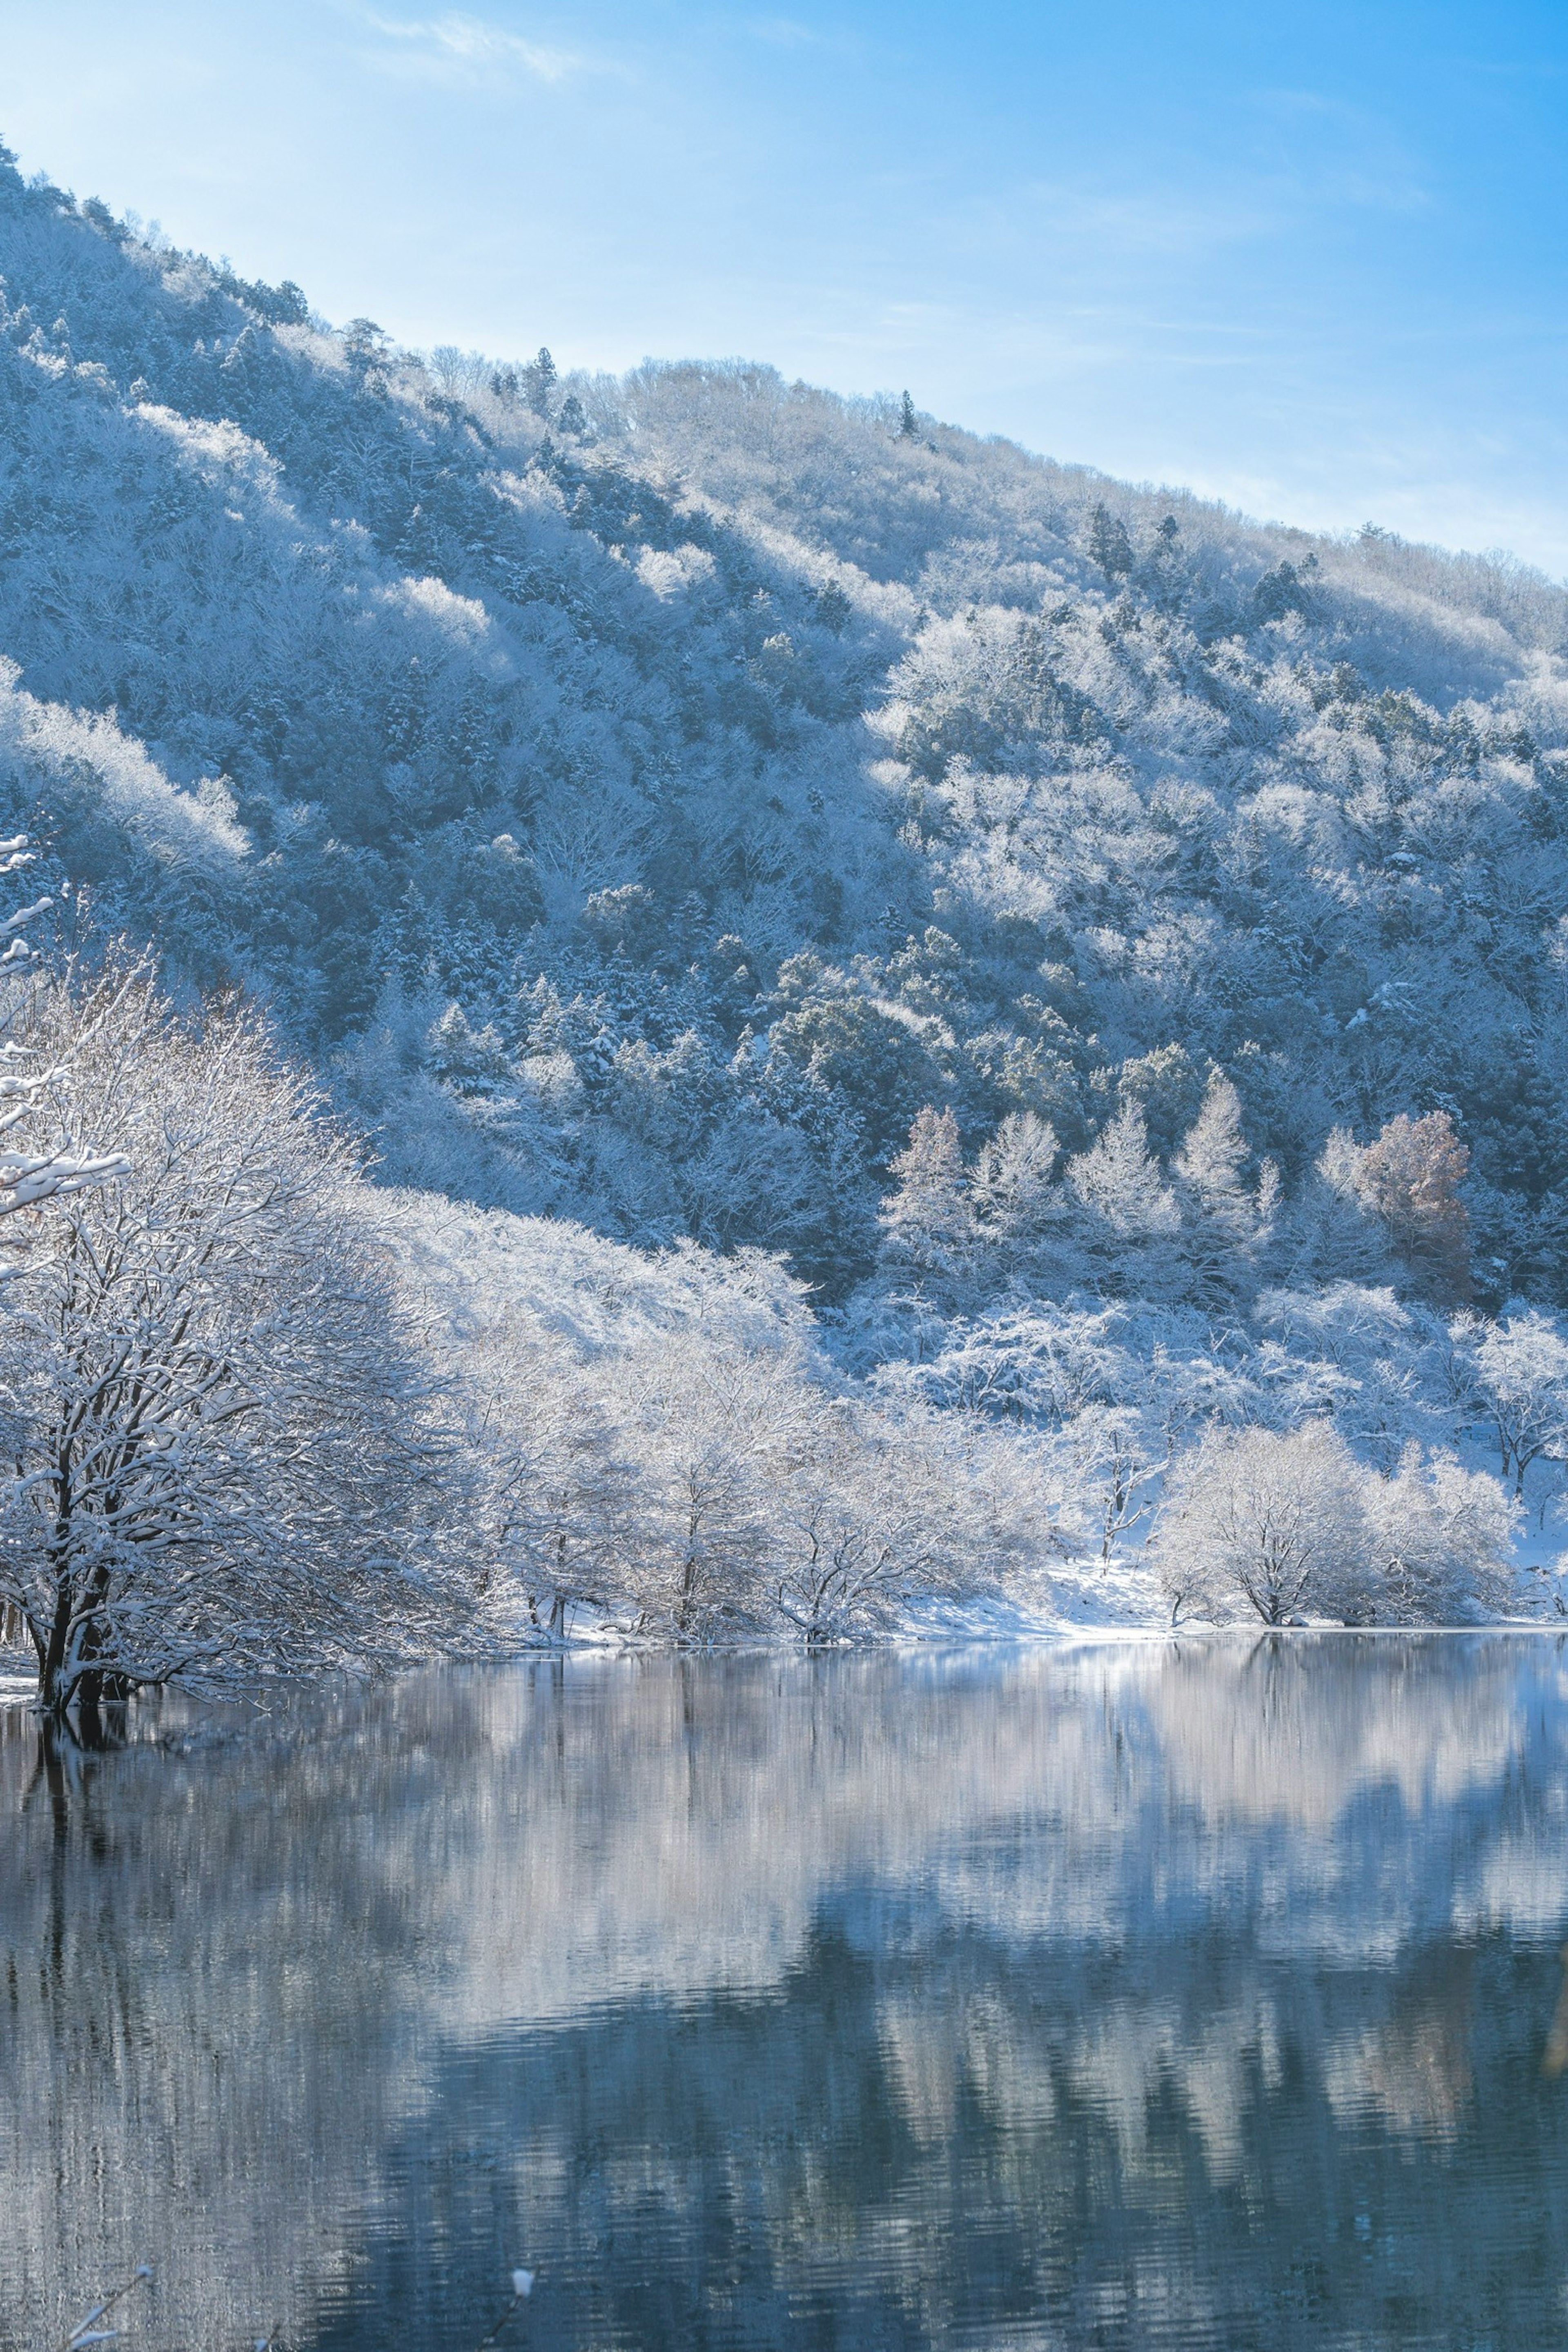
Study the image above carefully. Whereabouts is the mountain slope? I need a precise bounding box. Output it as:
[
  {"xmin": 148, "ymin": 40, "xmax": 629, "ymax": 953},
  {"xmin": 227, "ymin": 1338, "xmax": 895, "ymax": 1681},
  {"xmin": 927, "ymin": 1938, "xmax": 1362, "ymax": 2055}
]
[{"xmin": 3, "ymin": 145, "xmax": 1568, "ymax": 1308}]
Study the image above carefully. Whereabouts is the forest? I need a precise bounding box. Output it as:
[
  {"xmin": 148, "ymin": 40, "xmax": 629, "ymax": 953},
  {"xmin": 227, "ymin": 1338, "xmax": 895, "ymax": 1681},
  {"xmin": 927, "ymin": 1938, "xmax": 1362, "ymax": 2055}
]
[{"xmin": 1, "ymin": 141, "xmax": 1567, "ymax": 1699}]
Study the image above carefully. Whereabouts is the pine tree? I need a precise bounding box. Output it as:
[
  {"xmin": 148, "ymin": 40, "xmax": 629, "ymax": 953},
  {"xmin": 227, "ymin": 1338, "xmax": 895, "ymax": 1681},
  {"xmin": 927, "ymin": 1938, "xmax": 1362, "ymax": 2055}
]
[
  {"xmin": 880, "ymin": 1106, "xmax": 974, "ymax": 1298},
  {"xmin": 1088, "ymin": 502, "xmax": 1134, "ymax": 578},
  {"xmin": 523, "ymin": 346, "xmax": 558, "ymax": 417},
  {"xmin": 1173, "ymin": 1073, "xmax": 1276, "ymax": 1305},
  {"xmin": 899, "ymin": 390, "xmax": 918, "ymax": 440}
]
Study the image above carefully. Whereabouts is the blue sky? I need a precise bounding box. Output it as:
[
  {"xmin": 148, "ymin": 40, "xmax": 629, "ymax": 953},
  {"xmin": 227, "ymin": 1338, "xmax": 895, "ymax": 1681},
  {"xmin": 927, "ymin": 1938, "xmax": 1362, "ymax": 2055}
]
[{"xmin": 3, "ymin": 0, "xmax": 1567, "ymax": 568}]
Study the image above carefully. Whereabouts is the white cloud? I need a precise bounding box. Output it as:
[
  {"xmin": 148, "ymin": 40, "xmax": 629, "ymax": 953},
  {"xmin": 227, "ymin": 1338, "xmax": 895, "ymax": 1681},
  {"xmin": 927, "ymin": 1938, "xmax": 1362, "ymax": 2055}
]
[
  {"xmin": 360, "ymin": 11, "xmax": 589, "ymax": 86},
  {"xmin": 746, "ymin": 17, "xmax": 855, "ymax": 50}
]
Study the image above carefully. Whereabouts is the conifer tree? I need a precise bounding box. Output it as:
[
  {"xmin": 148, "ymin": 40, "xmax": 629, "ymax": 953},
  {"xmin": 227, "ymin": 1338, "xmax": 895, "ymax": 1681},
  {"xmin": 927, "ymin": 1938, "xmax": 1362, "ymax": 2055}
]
[
  {"xmin": 523, "ymin": 346, "xmax": 558, "ymax": 416},
  {"xmin": 1088, "ymin": 502, "xmax": 1134, "ymax": 577},
  {"xmin": 880, "ymin": 1106, "xmax": 973, "ymax": 1299},
  {"xmin": 1173, "ymin": 1073, "xmax": 1276, "ymax": 1305}
]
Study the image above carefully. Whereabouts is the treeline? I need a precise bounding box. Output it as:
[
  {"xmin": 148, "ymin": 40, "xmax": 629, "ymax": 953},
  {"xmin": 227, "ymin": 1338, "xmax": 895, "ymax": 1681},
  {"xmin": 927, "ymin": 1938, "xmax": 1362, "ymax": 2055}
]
[
  {"xmin": 0, "ymin": 920, "xmax": 1054, "ymax": 1710},
  {"xmin": 0, "ymin": 910, "xmax": 1555, "ymax": 1721}
]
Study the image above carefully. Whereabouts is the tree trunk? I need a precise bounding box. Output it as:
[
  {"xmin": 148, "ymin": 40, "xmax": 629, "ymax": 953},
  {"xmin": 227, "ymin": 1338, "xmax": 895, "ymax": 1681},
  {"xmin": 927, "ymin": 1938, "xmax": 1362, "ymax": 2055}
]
[{"xmin": 40, "ymin": 1581, "xmax": 72, "ymax": 1717}]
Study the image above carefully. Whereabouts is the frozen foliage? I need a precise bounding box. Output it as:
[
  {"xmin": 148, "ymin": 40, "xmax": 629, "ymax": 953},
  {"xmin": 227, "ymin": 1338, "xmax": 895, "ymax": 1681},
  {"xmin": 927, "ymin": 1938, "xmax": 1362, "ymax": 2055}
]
[
  {"xmin": 0, "ymin": 143, "xmax": 1561, "ymax": 1665},
  {"xmin": 0, "ymin": 147, "xmax": 1566, "ymax": 1310},
  {"xmin": 374, "ymin": 1189, "xmax": 1060, "ymax": 1644},
  {"xmin": 1152, "ymin": 1423, "xmax": 1515, "ymax": 1628},
  {"xmin": 0, "ymin": 964, "xmax": 468, "ymax": 1713},
  {"xmin": 1154, "ymin": 1424, "xmax": 1372, "ymax": 1625}
]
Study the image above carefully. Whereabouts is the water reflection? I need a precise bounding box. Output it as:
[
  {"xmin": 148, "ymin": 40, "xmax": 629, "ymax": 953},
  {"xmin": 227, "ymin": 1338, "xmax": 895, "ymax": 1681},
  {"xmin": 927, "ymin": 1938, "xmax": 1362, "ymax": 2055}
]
[{"xmin": 3, "ymin": 1639, "xmax": 1568, "ymax": 2349}]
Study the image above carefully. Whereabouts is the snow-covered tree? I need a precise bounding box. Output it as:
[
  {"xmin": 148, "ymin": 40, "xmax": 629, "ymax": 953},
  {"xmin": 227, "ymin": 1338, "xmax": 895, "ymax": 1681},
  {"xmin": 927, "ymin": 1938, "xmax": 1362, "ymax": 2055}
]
[
  {"xmin": 1173, "ymin": 1072, "xmax": 1276, "ymax": 1305},
  {"xmin": 1355, "ymin": 1111, "xmax": 1472, "ymax": 1306},
  {"xmin": 1153, "ymin": 1423, "xmax": 1368, "ymax": 1627},
  {"xmin": 969, "ymin": 1109, "xmax": 1081, "ymax": 1291},
  {"xmin": 878, "ymin": 1105, "xmax": 975, "ymax": 1303},
  {"xmin": 1067, "ymin": 1104, "xmax": 1181, "ymax": 1297},
  {"xmin": 474, "ymin": 1339, "xmax": 640, "ymax": 1639},
  {"xmin": 1254, "ymin": 1283, "xmax": 1450, "ymax": 1471},
  {"xmin": 1069, "ymin": 1399, "xmax": 1167, "ymax": 1561},
  {"xmin": 1364, "ymin": 1446, "xmax": 1517, "ymax": 1623},
  {"xmin": 1277, "ymin": 1129, "xmax": 1394, "ymax": 1293},
  {"xmin": 625, "ymin": 1325, "xmax": 800, "ymax": 1639},
  {"xmin": 770, "ymin": 1395, "xmax": 957, "ymax": 1641},
  {"xmin": 0, "ymin": 964, "xmax": 468, "ymax": 1717},
  {"xmin": 0, "ymin": 838, "xmax": 126, "ymax": 1243},
  {"xmin": 1458, "ymin": 1305, "xmax": 1568, "ymax": 1499}
]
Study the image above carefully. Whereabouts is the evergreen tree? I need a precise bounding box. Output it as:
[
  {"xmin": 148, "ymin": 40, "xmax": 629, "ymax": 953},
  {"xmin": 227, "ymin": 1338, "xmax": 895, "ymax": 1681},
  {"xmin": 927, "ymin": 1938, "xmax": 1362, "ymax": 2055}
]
[
  {"xmin": 1088, "ymin": 502, "xmax": 1134, "ymax": 577},
  {"xmin": 523, "ymin": 346, "xmax": 558, "ymax": 416},
  {"xmin": 1173, "ymin": 1073, "xmax": 1276, "ymax": 1305},
  {"xmin": 880, "ymin": 1106, "xmax": 974, "ymax": 1299}
]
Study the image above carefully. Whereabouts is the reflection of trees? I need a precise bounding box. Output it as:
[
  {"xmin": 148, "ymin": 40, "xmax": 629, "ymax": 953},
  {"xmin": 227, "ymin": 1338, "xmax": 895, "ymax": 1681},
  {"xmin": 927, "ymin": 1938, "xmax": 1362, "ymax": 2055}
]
[
  {"xmin": 307, "ymin": 1927, "xmax": 1568, "ymax": 2352},
  {"xmin": 0, "ymin": 1695, "xmax": 457, "ymax": 2350},
  {"xmin": 1, "ymin": 1639, "xmax": 1567, "ymax": 2348}
]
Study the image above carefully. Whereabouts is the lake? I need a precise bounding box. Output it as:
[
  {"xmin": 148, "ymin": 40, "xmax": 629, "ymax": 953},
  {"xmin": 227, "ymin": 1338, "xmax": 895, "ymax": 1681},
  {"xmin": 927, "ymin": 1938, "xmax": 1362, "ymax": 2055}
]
[{"xmin": 4, "ymin": 1637, "xmax": 1568, "ymax": 2351}]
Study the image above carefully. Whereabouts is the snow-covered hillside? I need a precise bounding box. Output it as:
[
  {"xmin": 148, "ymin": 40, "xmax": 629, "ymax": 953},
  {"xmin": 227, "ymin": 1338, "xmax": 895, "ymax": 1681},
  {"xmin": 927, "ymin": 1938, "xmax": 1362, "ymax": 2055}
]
[
  {"xmin": 3, "ymin": 142, "xmax": 1568, "ymax": 1657},
  {"xmin": 4, "ymin": 147, "xmax": 1568, "ymax": 1303}
]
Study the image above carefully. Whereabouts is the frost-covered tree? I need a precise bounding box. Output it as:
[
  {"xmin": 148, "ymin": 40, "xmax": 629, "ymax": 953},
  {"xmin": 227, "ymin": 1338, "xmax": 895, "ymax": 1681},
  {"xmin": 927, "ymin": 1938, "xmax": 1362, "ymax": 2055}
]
[
  {"xmin": 1277, "ymin": 1129, "xmax": 1394, "ymax": 1292},
  {"xmin": 1067, "ymin": 1105, "xmax": 1181, "ymax": 1297},
  {"xmin": 1253, "ymin": 1283, "xmax": 1451, "ymax": 1472},
  {"xmin": 1364, "ymin": 1445, "xmax": 1517, "ymax": 1623},
  {"xmin": 0, "ymin": 964, "xmax": 467, "ymax": 1716},
  {"xmin": 879, "ymin": 1106, "xmax": 974, "ymax": 1302},
  {"xmin": 971, "ymin": 1110, "xmax": 1058, "ymax": 1232},
  {"xmin": 624, "ymin": 1325, "xmax": 801, "ymax": 1639},
  {"xmin": 475, "ymin": 1340, "xmax": 639, "ymax": 1638},
  {"xmin": 1457, "ymin": 1305, "xmax": 1568, "ymax": 1499},
  {"xmin": 0, "ymin": 837, "xmax": 126, "ymax": 1239},
  {"xmin": 969, "ymin": 1110, "xmax": 1079, "ymax": 1290},
  {"xmin": 1173, "ymin": 1073, "xmax": 1276, "ymax": 1306},
  {"xmin": 1153, "ymin": 1423, "xmax": 1368, "ymax": 1627},
  {"xmin": 1069, "ymin": 1399, "xmax": 1167, "ymax": 1561},
  {"xmin": 1355, "ymin": 1111, "xmax": 1472, "ymax": 1306},
  {"xmin": 770, "ymin": 1396, "xmax": 956, "ymax": 1641}
]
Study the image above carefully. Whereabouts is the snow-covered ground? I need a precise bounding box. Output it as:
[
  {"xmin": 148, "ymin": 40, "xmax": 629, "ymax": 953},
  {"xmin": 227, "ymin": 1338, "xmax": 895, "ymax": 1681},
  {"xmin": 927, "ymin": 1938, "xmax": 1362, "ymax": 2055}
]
[{"xmin": 900, "ymin": 1559, "xmax": 1167, "ymax": 1639}]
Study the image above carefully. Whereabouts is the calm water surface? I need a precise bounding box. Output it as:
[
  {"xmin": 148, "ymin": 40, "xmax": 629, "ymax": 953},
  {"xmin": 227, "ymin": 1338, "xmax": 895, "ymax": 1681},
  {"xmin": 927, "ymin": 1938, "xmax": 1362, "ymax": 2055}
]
[{"xmin": 4, "ymin": 1638, "xmax": 1568, "ymax": 2350}]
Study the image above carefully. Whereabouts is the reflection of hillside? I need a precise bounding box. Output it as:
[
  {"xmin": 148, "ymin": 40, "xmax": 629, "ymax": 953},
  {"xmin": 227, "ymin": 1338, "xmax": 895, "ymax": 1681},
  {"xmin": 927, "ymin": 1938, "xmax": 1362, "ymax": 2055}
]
[
  {"xmin": 0, "ymin": 1641, "xmax": 1566, "ymax": 2348},
  {"xmin": 316, "ymin": 1926, "xmax": 1568, "ymax": 2352}
]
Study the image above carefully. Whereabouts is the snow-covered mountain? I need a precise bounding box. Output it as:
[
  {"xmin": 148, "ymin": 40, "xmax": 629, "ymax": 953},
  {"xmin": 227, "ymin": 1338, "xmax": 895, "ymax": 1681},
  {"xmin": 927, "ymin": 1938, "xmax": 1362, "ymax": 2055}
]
[{"xmin": 5, "ymin": 143, "xmax": 1567, "ymax": 1319}]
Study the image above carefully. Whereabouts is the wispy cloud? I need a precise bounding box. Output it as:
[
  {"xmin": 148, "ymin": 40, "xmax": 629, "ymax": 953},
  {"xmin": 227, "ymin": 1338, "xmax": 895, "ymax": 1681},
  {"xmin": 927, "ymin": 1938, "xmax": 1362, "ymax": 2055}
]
[
  {"xmin": 745, "ymin": 16, "xmax": 860, "ymax": 57},
  {"xmin": 748, "ymin": 17, "xmax": 823, "ymax": 45},
  {"xmin": 1249, "ymin": 89, "xmax": 1431, "ymax": 218},
  {"xmin": 360, "ymin": 11, "xmax": 591, "ymax": 86}
]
